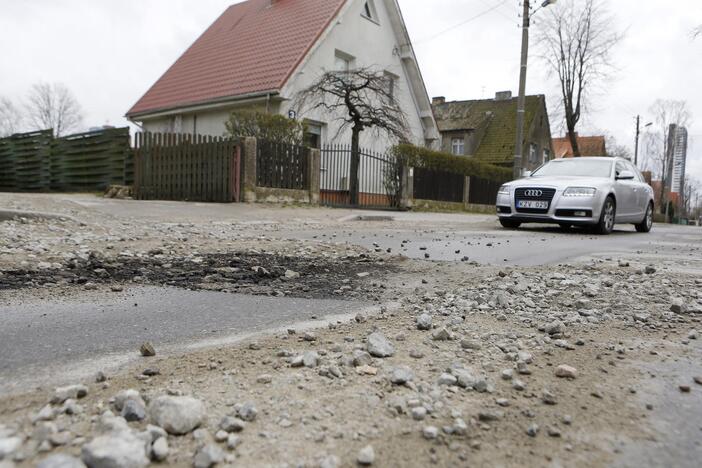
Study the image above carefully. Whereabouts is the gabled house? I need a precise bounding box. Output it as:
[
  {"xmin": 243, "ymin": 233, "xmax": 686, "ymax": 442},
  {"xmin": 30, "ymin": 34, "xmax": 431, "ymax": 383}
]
[
  {"xmin": 126, "ymin": 0, "xmax": 439, "ymax": 151},
  {"xmin": 431, "ymin": 91, "xmax": 553, "ymax": 171},
  {"xmin": 553, "ymin": 134, "xmax": 607, "ymax": 158}
]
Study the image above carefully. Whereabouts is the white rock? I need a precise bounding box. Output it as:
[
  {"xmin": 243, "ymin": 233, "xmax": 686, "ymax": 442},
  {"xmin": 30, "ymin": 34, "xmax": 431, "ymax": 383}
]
[
  {"xmin": 226, "ymin": 434, "xmax": 242, "ymax": 450},
  {"xmin": 51, "ymin": 385, "xmax": 88, "ymax": 404},
  {"xmin": 357, "ymin": 445, "xmax": 375, "ymax": 465},
  {"xmin": 422, "ymin": 426, "xmax": 439, "ymax": 440},
  {"xmin": 37, "ymin": 454, "xmax": 86, "ymax": 468},
  {"xmin": 555, "ymin": 365, "xmax": 578, "ymax": 379},
  {"xmin": 0, "ymin": 437, "xmax": 22, "ymax": 460},
  {"xmin": 438, "ymin": 373, "xmax": 458, "ymax": 386},
  {"xmin": 366, "ymin": 333, "xmax": 394, "ymax": 358},
  {"xmin": 193, "ymin": 444, "xmax": 224, "ymax": 468},
  {"xmin": 151, "ymin": 437, "xmax": 169, "ymax": 462},
  {"xmin": 81, "ymin": 432, "xmax": 149, "ymax": 468},
  {"xmin": 112, "ymin": 390, "xmax": 144, "ymax": 412},
  {"xmin": 148, "ymin": 396, "xmax": 205, "ymax": 435},
  {"xmin": 416, "ymin": 314, "xmax": 432, "ymax": 331}
]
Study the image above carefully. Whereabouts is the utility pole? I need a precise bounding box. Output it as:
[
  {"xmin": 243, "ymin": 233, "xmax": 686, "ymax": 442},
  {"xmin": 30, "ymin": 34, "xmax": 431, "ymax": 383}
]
[
  {"xmin": 634, "ymin": 115, "xmax": 640, "ymax": 166},
  {"xmin": 513, "ymin": 0, "xmax": 531, "ymax": 179}
]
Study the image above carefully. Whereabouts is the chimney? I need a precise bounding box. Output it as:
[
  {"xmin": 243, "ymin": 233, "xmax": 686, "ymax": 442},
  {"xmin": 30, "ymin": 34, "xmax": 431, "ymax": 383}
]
[
  {"xmin": 494, "ymin": 91, "xmax": 512, "ymax": 101},
  {"xmin": 432, "ymin": 96, "xmax": 446, "ymax": 105}
]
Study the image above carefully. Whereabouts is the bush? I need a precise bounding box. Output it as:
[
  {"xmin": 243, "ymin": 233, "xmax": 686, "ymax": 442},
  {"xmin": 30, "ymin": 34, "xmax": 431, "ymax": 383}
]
[
  {"xmin": 225, "ymin": 109, "xmax": 305, "ymax": 145},
  {"xmin": 390, "ymin": 144, "xmax": 512, "ymax": 182}
]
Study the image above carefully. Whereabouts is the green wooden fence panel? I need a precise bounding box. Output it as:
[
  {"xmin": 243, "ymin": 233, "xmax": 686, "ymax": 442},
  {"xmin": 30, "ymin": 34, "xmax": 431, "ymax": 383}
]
[{"xmin": 0, "ymin": 127, "xmax": 133, "ymax": 193}]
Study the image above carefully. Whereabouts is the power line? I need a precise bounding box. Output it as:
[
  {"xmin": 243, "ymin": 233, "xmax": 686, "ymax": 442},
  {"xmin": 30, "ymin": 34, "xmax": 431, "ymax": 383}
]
[
  {"xmin": 477, "ymin": 0, "xmax": 516, "ymax": 23},
  {"xmin": 414, "ymin": 0, "xmax": 509, "ymax": 45}
]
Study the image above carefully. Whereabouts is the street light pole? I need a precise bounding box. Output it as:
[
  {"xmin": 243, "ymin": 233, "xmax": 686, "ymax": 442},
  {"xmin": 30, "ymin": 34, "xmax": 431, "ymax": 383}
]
[
  {"xmin": 634, "ymin": 115, "xmax": 640, "ymax": 166},
  {"xmin": 513, "ymin": 0, "xmax": 531, "ymax": 180},
  {"xmin": 634, "ymin": 116, "xmax": 652, "ymax": 168}
]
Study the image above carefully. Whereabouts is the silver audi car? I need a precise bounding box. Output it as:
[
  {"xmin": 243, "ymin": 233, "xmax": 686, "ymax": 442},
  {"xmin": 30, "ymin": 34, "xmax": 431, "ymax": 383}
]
[{"xmin": 496, "ymin": 157, "xmax": 654, "ymax": 234}]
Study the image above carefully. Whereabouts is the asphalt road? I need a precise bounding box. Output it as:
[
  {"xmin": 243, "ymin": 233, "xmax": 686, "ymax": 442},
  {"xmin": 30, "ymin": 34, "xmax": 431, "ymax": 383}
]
[
  {"xmin": 0, "ymin": 287, "xmax": 369, "ymax": 393},
  {"xmin": 288, "ymin": 221, "xmax": 702, "ymax": 266}
]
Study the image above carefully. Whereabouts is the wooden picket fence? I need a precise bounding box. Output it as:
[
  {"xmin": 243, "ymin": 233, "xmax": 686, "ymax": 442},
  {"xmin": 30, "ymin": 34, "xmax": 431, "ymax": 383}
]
[
  {"xmin": 133, "ymin": 133, "xmax": 241, "ymax": 203},
  {"xmin": 256, "ymin": 139, "xmax": 309, "ymax": 190}
]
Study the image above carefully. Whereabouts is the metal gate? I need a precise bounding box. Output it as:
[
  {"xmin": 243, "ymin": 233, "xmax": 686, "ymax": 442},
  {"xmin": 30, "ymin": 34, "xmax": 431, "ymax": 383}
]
[{"xmin": 320, "ymin": 144, "xmax": 401, "ymax": 209}]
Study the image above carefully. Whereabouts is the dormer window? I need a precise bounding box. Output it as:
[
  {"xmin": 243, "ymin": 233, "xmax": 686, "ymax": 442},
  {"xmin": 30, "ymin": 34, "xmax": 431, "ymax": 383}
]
[{"xmin": 362, "ymin": 1, "xmax": 379, "ymax": 24}]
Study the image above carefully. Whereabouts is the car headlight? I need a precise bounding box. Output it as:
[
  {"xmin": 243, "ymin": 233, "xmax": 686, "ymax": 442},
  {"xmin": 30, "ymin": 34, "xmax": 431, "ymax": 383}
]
[
  {"xmin": 498, "ymin": 185, "xmax": 510, "ymax": 196},
  {"xmin": 563, "ymin": 187, "xmax": 597, "ymax": 197}
]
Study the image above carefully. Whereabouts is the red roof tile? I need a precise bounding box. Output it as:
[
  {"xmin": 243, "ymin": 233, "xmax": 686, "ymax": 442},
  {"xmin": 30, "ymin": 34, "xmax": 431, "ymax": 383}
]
[
  {"xmin": 553, "ymin": 135, "xmax": 607, "ymax": 158},
  {"xmin": 127, "ymin": 0, "xmax": 347, "ymax": 117}
]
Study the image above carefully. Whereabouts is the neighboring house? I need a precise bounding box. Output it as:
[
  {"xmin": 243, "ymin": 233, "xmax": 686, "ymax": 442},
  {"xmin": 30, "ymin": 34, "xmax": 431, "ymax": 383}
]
[
  {"xmin": 553, "ymin": 134, "xmax": 607, "ymax": 158},
  {"xmin": 126, "ymin": 0, "xmax": 439, "ymax": 152},
  {"xmin": 431, "ymin": 91, "xmax": 553, "ymax": 171}
]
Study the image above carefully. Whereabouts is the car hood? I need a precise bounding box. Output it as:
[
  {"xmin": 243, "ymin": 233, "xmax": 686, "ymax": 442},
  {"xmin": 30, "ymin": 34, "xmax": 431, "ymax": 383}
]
[{"xmin": 506, "ymin": 176, "xmax": 611, "ymax": 190}]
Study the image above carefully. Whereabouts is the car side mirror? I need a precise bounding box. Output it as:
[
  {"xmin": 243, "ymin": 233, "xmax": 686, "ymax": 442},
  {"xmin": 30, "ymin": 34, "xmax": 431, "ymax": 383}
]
[
  {"xmin": 616, "ymin": 170, "xmax": 635, "ymax": 180},
  {"xmin": 523, "ymin": 171, "xmax": 532, "ymax": 178}
]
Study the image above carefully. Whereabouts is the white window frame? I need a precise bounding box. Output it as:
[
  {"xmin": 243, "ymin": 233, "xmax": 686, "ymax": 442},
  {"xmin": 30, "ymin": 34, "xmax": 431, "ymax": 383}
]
[
  {"xmin": 452, "ymin": 138, "xmax": 465, "ymax": 156},
  {"xmin": 362, "ymin": 1, "xmax": 379, "ymax": 24},
  {"xmin": 384, "ymin": 71, "xmax": 397, "ymax": 101},
  {"xmin": 334, "ymin": 50, "xmax": 354, "ymax": 73}
]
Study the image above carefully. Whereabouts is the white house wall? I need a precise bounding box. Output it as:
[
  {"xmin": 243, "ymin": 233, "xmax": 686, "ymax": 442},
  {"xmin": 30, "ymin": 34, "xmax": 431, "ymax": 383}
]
[{"xmin": 279, "ymin": 0, "xmax": 426, "ymax": 153}]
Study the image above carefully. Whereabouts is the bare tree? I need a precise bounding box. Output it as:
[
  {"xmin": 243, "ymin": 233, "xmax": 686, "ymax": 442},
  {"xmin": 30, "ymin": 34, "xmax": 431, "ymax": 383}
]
[
  {"xmin": 26, "ymin": 83, "xmax": 83, "ymax": 137},
  {"xmin": 605, "ymin": 134, "xmax": 631, "ymax": 160},
  {"xmin": 0, "ymin": 97, "xmax": 23, "ymax": 137},
  {"xmin": 295, "ymin": 68, "xmax": 408, "ymax": 205},
  {"xmin": 537, "ymin": 0, "xmax": 622, "ymax": 157},
  {"xmin": 694, "ymin": 25, "xmax": 702, "ymax": 38},
  {"xmin": 681, "ymin": 177, "xmax": 698, "ymax": 218},
  {"xmin": 648, "ymin": 99, "xmax": 691, "ymax": 214}
]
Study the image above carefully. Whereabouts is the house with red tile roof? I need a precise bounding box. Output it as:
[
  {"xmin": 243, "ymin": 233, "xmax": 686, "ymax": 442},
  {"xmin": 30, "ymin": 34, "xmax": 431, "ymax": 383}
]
[
  {"xmin": 553, "ymin": 134, "xmax": 607, "ymax": 158},
  {"xmin": 126, "ymin": 0, "xmax": 439, "ymax": 151}
]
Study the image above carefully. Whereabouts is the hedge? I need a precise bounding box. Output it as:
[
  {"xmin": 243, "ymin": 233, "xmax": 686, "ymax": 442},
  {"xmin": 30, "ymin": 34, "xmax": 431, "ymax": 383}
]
[{"xmin": 391, "ymin": 144, "xmax": 513, "ymax": 182}]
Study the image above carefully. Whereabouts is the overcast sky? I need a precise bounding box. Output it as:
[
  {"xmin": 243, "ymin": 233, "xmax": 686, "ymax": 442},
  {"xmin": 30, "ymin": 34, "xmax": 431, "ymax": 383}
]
[{"xmin": 1, "ymin": 0, "xmax": 700, "ymax": 181}]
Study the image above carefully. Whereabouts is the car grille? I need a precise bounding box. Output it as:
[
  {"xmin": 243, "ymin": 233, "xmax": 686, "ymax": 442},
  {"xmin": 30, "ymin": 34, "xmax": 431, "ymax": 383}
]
[{"xmin": 514, "ymin": 187, "xmax": 556, "ymax": 214}]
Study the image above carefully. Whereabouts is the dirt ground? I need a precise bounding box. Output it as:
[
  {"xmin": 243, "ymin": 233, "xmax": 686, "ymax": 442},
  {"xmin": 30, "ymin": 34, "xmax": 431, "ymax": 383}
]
[{"xmin": 0, "ymin": 194, "xmax": 701, "ymax": 468}]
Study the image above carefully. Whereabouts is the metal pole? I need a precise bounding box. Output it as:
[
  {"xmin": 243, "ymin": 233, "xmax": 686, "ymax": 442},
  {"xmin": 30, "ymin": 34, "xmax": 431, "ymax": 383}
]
[
  {"xmin": 634, "ymin": 115, "xmax": 640, "ymax": 166},
  {"xmin": 513, "ymin": 0, "xmax": 530, "ymax": 180}
]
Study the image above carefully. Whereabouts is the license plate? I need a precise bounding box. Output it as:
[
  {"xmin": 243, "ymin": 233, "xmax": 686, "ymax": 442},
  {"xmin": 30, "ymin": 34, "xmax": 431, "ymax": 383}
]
[{"xmin": 517, "ymin": 200, "xmax": 549, "ymax": 209}]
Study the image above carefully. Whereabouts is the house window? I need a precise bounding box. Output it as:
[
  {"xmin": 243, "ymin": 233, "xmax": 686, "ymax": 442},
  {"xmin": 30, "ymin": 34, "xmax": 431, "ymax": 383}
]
[
  {"xmin": 384, "ymin": 71, "xmax": 397, "ymax": 100},
  {"xmin": 452, "ymin": 138, "xmax": 465, "ymax": 156},
  {"xmin": 362, "ymin": 1, "xmax": 378, "ymax": 23},
  {"xmin": 529, "ymin": 144, "xmax": 538, "ymax": 164},
  {"xmin": 334, "ymin": 50, "xmax": 354, "ymax": 73},
  {"xmin": 542, "ymin": 148, "xmax": 549, "ymax": 163},
  {"xmin": 166, "ymin": 115, "xmax": 182, "ymax": 133},
  {"xmin": 304, "ymin": 122, "xmax": 323, "ymax": 149}
]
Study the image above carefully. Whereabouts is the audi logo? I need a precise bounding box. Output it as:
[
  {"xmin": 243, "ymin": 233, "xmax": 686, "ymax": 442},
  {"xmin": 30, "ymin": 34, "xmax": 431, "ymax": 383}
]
[{"xmin": 523, "ymin": 189, "xmax": 543, "ymax": 197}]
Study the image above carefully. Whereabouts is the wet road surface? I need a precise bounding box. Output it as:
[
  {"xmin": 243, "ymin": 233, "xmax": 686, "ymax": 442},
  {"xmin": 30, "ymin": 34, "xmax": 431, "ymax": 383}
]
[{"xmin": 0, "ymin": 287, "xmax": 369, "ymax": 392}]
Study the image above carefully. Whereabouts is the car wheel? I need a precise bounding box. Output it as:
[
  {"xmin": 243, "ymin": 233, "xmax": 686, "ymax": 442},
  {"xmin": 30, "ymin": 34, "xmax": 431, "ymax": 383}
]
[
  {"xmin": 500, "ymin": 219, "xmax": 521, "ymax": 229},
  {"xmin": 635, "ymin": 203, "xmax": 653, "ymax": 233},
  {"xmin": 595, "ymin": 196, "xmax": 616, "ymax": 235}
]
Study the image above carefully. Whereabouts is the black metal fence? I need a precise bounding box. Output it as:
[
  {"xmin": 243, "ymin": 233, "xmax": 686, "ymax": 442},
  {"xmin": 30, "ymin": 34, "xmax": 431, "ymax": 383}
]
[
  {"xmin": 413, "ymin": 168, "xmax": 464, "ymax": 203},
  {"xmin": 256, "ymin": 140, "xmax": 309, "ymax": 190},
  {"xmin": 320, "ymin": 144, "xmax": 400, "ymax": 209}
]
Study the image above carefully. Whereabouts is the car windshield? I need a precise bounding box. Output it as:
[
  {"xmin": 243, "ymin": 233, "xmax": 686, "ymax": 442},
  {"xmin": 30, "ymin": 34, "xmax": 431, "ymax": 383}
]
[{"xmin": 531, "ymin": 159, "xmax": 613, "ymax": 178}]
